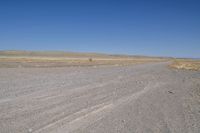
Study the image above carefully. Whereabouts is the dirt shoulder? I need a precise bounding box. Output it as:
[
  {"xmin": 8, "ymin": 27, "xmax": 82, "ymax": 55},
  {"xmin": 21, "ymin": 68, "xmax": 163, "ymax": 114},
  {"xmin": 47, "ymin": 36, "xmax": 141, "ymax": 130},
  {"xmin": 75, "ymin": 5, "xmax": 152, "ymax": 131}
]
[{"xmin": 169, "ymin": 60, "xmax": 200, "ymax": 71}]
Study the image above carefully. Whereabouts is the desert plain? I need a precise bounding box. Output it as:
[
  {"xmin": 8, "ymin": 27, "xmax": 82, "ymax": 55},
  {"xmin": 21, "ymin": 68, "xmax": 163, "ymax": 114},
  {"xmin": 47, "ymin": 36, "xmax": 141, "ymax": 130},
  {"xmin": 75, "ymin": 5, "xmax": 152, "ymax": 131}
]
[{"xmin": 0, "ymin": 51, "xmax": 200, "ymax": 133}]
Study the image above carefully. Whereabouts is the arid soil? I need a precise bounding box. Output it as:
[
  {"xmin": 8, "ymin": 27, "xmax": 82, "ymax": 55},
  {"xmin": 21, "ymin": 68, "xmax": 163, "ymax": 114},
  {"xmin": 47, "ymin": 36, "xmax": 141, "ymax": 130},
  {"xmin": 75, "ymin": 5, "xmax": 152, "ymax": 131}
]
[
  {"xmin": 0, "ymin": 62, "xmax": 200, "ymax": 133},
  {"xmin": 170, "ymin": 60, "xmax": 200, "ymax": 71}
]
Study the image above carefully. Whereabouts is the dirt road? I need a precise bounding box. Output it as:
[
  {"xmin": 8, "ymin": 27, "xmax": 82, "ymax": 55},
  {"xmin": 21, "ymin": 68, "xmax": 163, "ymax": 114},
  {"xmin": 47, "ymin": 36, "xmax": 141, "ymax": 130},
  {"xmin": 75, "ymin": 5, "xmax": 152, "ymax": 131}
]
[{"xmin": 0, "ymin": 62, "xmax": 200, "ymax": 133}]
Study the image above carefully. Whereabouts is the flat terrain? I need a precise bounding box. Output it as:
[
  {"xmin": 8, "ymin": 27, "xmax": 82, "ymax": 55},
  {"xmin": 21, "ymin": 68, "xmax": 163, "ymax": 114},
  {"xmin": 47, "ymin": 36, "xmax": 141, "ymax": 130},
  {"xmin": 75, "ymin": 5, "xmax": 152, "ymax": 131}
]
[
  {"xmin": 0, "ymin": 62, "xmax": 200, "ymax": 133},
  {"xmin": 0, "ymin": 50, "xmax": 166, "ymax": 67}
]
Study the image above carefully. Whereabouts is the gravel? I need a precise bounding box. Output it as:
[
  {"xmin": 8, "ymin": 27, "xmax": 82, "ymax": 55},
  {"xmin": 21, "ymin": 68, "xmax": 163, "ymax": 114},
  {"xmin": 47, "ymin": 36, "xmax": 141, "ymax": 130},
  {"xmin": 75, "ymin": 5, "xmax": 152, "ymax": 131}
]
[{"xmin": 0, "ymin": 62, "xmax": 200, "ymax": 133}]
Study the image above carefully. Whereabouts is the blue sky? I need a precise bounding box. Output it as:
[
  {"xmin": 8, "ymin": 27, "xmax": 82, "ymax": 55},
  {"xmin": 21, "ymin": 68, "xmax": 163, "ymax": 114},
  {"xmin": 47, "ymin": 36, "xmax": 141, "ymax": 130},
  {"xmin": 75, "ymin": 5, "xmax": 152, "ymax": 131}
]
[{"xmin": 0, "ymin": 0, "xmax": 200, "ymax": 58}]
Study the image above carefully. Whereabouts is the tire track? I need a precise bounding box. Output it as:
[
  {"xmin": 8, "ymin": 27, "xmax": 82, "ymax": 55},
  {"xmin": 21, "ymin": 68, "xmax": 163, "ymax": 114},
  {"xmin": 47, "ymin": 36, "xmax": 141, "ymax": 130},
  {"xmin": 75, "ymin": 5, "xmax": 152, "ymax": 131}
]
[{"xmin": 33, "ymin": 82, "xmax": 163, "ymax": 133}]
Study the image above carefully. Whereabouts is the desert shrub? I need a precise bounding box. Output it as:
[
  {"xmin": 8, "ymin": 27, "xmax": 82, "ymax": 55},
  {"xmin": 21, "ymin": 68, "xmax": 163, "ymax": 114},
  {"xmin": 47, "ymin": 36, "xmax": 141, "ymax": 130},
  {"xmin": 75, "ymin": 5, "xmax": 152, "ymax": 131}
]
[{"xmin": 89, "ymin": 58, "xmax": 93, "ymax": 62}]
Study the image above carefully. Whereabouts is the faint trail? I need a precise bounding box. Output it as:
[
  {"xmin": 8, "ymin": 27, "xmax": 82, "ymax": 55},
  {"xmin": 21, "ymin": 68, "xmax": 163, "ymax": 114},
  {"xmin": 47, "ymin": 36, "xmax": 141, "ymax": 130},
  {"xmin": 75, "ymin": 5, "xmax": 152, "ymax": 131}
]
[
  {"xmin": 113, "ymin": 82, "xmax": 164, "ymax": 107},
  {"xmin": 33, "ymin": 102, "xmax": 114, "ymax": 133},
  {"xmin": 0, "ymin": 98, "xmax": 11, "ymax": 104},
  {"xmin": 33, "ymin": 82, "xmax": 163, "ymax": 133},
  {"xmin": 0, "ymin": 78, "xmax": 116, "ymax": 105}
]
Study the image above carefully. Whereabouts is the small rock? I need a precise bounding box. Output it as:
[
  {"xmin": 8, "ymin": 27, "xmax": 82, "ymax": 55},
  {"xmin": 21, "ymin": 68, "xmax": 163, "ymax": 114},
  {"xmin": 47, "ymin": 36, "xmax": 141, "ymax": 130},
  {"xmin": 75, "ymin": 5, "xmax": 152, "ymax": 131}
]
[
  {"xmin": 121, "ymin": 119, "xmax": 125, "ymax": 123},
  {"xmin": 168, "ymin": 91, "xmax": 174, "ymax": 94}
]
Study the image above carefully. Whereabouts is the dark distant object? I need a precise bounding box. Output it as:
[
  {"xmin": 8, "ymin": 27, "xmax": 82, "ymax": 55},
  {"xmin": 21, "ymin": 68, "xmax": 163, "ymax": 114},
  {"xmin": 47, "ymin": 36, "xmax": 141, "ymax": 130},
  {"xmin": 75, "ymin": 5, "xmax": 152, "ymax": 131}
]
[
  {"xmin": 89, "ymin": 58, "xmax": 93, "ymax": 62},
  {"xmin": 168, "ymin": 91, "xmax": 174, "ymax": 94}
]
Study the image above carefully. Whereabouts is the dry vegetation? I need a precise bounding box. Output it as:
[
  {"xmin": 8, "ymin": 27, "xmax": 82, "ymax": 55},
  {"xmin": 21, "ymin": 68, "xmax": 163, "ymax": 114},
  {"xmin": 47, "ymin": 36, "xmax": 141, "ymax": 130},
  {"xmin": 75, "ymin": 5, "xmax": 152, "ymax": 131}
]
[
  {"xmin": 169, "ymin": 60, "xmax": 200, "ymax": 71},
  {"xmin": 0, "ymin": 51, "xmax": 166, "ymax": 68}
]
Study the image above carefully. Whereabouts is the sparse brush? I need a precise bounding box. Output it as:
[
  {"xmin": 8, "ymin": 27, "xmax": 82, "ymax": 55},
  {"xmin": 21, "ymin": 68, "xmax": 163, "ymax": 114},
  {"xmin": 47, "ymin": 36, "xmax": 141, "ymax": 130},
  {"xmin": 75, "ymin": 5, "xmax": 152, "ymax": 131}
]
[
  {"xmin": 89, "ymin": 58, "xmax": 93, "ymax": 62},
  {"xmin": 169, "ymin": 60, "xmax": 200, "ymax": 71}
]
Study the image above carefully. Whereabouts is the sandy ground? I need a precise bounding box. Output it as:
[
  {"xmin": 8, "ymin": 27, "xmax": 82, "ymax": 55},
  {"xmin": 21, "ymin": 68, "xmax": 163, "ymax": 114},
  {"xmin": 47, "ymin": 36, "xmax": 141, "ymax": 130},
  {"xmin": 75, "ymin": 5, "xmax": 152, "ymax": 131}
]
[{"xmin": 0, "ymin": 62, "xmax": 200, "ymax": 133}]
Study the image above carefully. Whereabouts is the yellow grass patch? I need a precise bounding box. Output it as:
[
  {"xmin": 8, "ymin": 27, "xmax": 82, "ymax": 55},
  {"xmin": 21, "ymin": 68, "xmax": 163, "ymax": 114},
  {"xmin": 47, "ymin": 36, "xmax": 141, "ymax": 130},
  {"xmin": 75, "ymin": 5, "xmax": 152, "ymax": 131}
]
[
  {"xmin": 0, "ymin": 56, "xmax": 165, "ymax": 67},
  {"xmin": 169, "ymin": 60, "xmax": 200, "ymax": 71}
]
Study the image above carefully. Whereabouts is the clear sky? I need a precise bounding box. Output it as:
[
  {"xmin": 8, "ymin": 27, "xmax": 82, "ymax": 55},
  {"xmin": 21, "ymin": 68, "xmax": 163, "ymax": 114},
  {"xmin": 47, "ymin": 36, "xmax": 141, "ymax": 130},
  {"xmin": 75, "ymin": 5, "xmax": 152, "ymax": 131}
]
[{"xmin": 0, "ymin": 0, "xmax": 200, "ymax": 58}]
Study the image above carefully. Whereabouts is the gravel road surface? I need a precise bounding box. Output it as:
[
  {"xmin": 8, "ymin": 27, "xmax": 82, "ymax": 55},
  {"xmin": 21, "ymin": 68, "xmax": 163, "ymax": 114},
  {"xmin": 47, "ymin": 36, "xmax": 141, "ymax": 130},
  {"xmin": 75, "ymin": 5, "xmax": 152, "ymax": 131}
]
[{"xmin": 0, "ymin": 62, "xmax": 200, "ymax": 133}]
